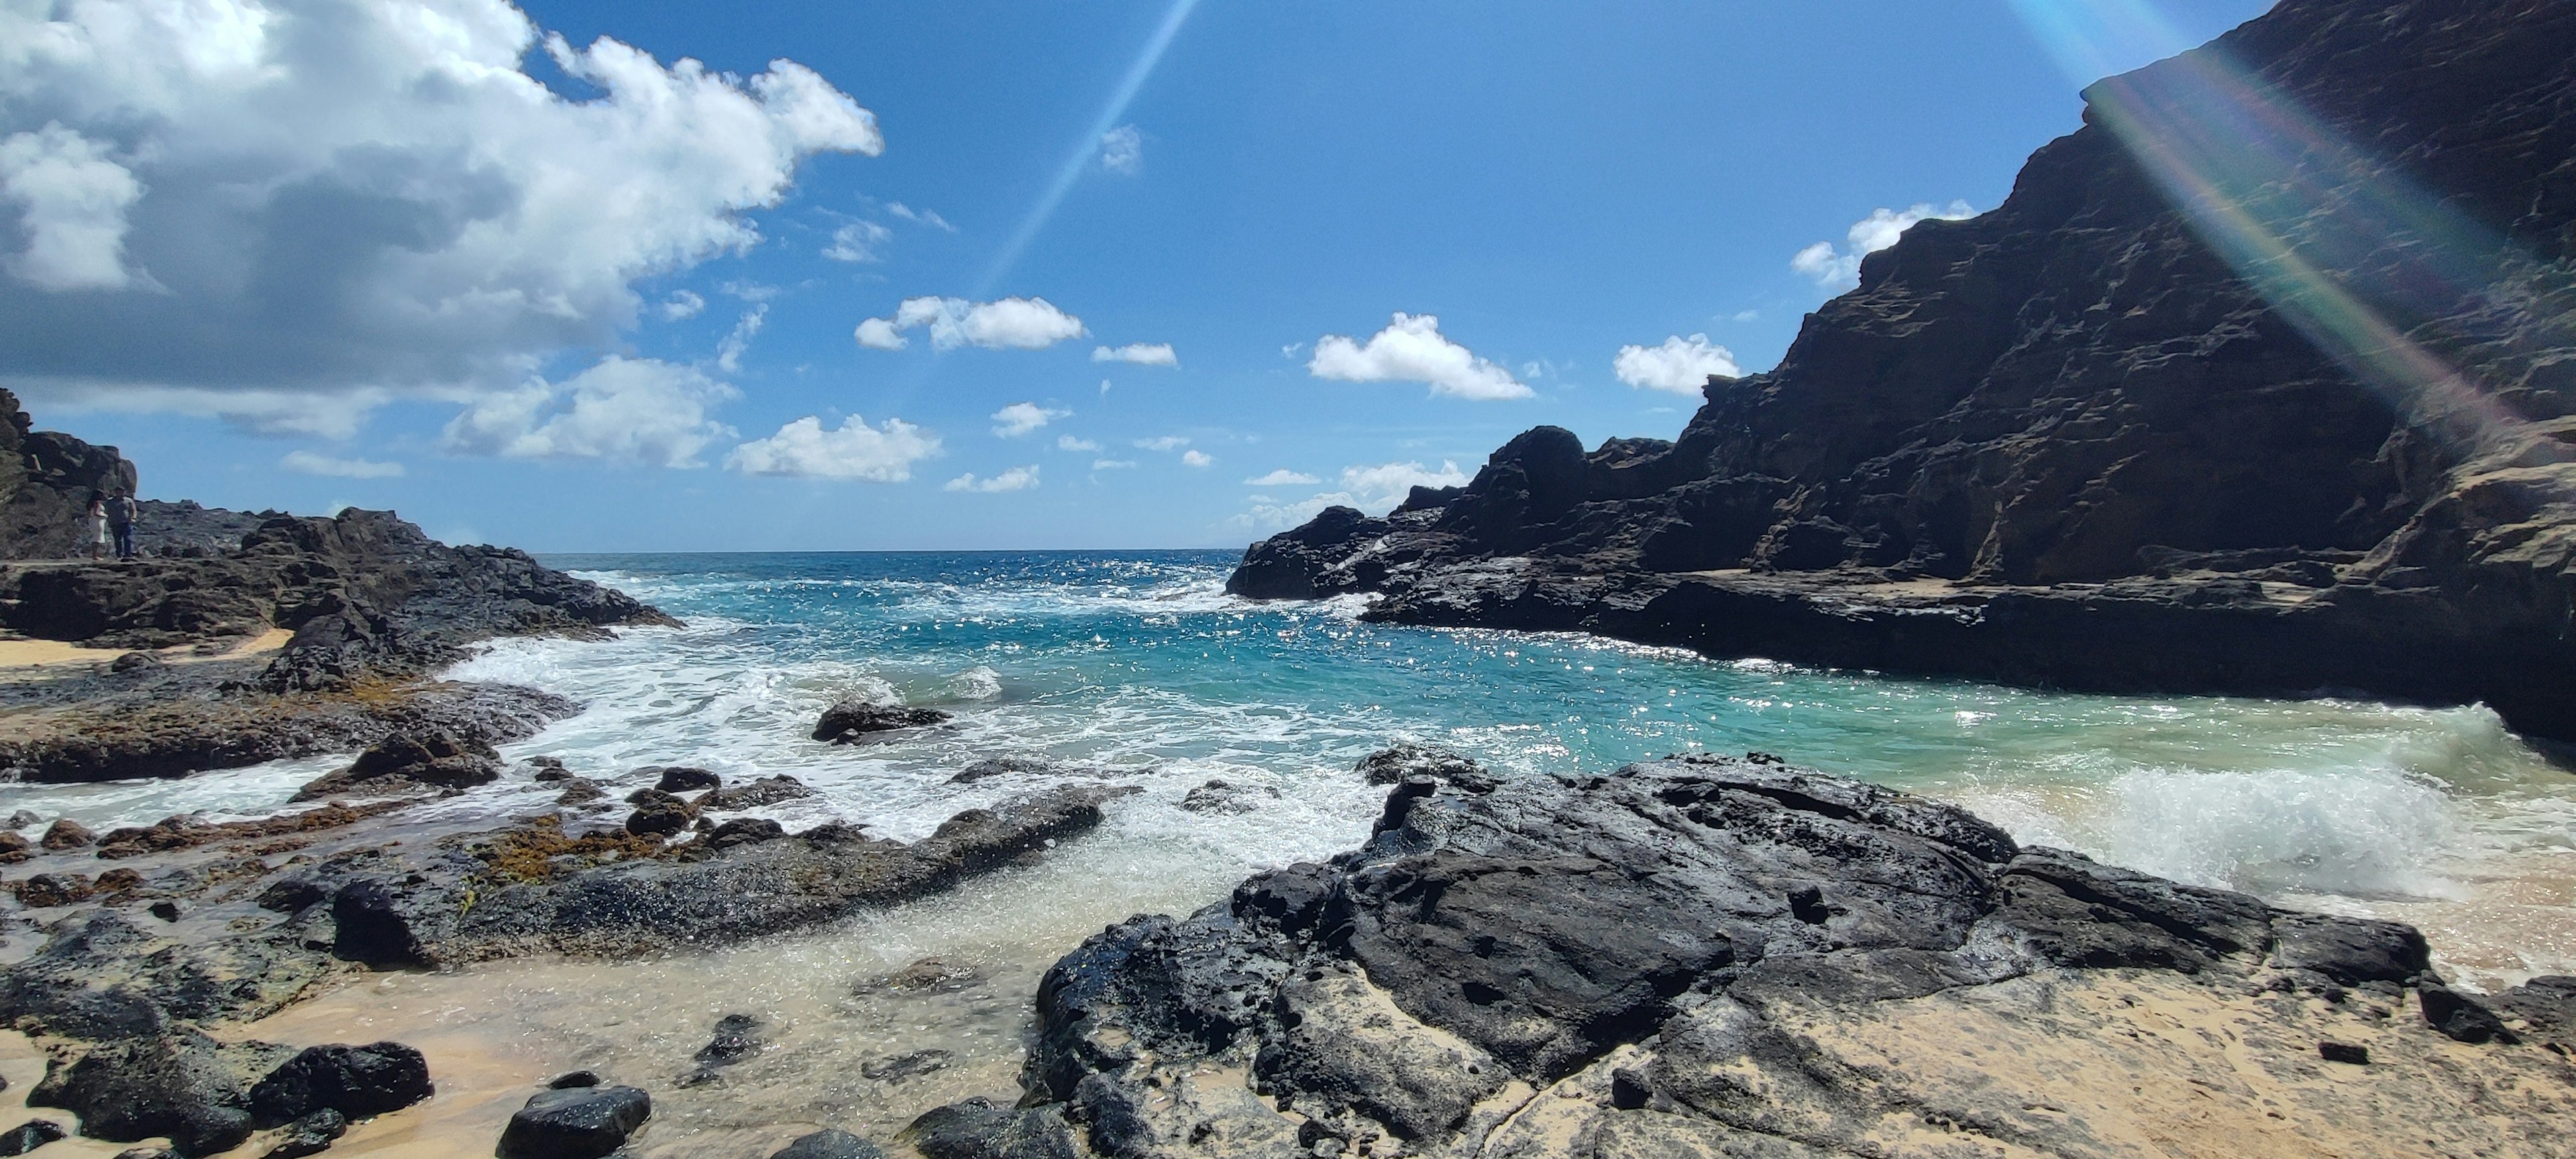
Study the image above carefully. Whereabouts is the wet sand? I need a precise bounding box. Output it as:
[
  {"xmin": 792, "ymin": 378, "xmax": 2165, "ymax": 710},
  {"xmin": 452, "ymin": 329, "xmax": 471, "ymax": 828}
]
[{"xmin": 0, "ymin": 628, "xmax": 292, "ymax": 671}]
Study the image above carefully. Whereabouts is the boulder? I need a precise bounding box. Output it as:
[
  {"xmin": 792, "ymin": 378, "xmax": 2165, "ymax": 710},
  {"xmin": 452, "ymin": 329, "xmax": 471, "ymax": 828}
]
[
  {"xmin": 0, "ymin": 1120, "xmax": 66, "ymax": 1157},
  {"xmin": 26, "ymin": 1028, "xmax": 292, "ymax": 1157},
  {"xmin": 1352, "ymin": 743, "xmax": 1493, "ymax": 789},
  {"xmin": 811, "ymin": 700, "xmax": 949, "ymax": 743},
  {"xmin": 290, "ymin": 730, "xmax": 501, "ymax": 802},
  {"xmin": 0, "ymin": 833, "xmax": 28, "ymax": 865},
  {"xmin": 622, "ymin": 790, "xmax": 696, "ymax": 838},
  {"xmin": 494, "ymin": 1085, "xmax": 650, "ymax": 1159},
  {"xmin": 699, "ymin": 775, "xmax": 816, "ymax": 811},
  {"xmin": 646, "ymin": 767, "xmax": 720, "ymax": 793},
  {"xmin": 38, "ymin": 818, "xmax": 95, "ymax": 850},
  {"xmin": 248, "ymin": 1042, "xmax": 434, "ymax": 1125}
]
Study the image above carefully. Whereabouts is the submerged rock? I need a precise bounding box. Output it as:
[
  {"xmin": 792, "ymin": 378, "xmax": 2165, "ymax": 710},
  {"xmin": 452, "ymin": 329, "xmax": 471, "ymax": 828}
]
[
  {"xmin": 770, "ymin": 1128, "xmax": 886, "ymax": 1159},
  {"xmin": 699, "ymin": 774, "xmax": 816, "ymax": 811},
  {"xmin": 922, "ymin": 754, "xmax": 2576, "ymax": 1156},
  {"xmin": 495, "ymin": 1085, "xmax": 650, "ymax": 1159},
  {"xmin": 812, "ymin": 700, "xmax": 949, "ymax": 743}
]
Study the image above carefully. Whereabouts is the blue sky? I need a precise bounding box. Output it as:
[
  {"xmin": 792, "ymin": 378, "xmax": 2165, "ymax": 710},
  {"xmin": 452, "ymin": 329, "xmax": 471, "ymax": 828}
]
[{"xmin": 3, "ymin": 0, "xmax": 2272, "ymax": 551}]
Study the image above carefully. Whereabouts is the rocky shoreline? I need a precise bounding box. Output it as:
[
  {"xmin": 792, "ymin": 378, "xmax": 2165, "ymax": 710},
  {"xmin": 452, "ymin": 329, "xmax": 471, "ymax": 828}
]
[{"xmin": 1230, "ymin": 0, "xmax": 2576, "ymax": 739}]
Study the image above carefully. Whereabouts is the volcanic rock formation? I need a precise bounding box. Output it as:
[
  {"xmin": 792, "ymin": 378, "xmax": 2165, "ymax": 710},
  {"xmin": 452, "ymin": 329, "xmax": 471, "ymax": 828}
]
[{"xmin": 1230, "ymin": 0, "xmax": 2576, "ymax": 736}]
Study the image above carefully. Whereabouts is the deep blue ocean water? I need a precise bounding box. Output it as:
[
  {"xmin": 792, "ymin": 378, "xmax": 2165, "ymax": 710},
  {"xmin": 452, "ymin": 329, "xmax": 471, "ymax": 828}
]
[{"xmin": 15, "ymin": 549, "xmax": 2573, "ymax": 984}]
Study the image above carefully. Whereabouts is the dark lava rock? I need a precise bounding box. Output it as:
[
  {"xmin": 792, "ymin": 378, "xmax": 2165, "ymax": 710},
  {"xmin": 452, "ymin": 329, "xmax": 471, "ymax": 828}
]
[
  {"xmin": 771, "ymin": 1128, "xmax": 887, "ymax": 1159},
  {"xmin": 812, "ymin": 700, "xmax": 949, "ymax": 743},
  {"xmin": 0, "ymin": 910, "xmax": 327, "ymax": 1040},
  {"xmin": 260, "ymin": 1109, "xmax": 346, "ymax": 1159},
  {"xmin": 111, "ymin": 1149, "xmax": 179, "ymax": 1159},
  {"xmin": 11, "ymin": 873, "xmax": 93, "ymax": 908},
  {"xmin": 2491, "ymin": 975, "xmax": 2576, "ymax": 1052},
  {"xmin": 1178, "ymin": 779, "xmax": 1278, "ymax": 814},
  {"xmin": 546, "ymin": 1071, "xmax": 601, "ymax": 1090},
  {"xmin": 924, "ymin": 753, "xmax": 2570, "ymax": 1156},
  {"xmin": 256, "ymin": 878, "xmax": 330, "ymax": 914},
  {"xmin": 646, "ymin": 766, "xmax": 720, "ymax": 793},
  {"xmin": 495, "ymin": 1086, "xmax": 651, "ymax": 1159},
  {"xmin": 1220, "ymin": 0, "xmax": 2576, "ymax": 742},
  {"xmin": 623, "ymin": 790, "xmax": 697, "ymax": 838},
  {"xmin": 553, "ymin": 779, "xmax": 606, "ymax": 807},
  {"xmin": 290, "ymin": 730, "xmax": 501, "ymax": 802},
  {"xmin": 699, "ymin": 775, "xmax": 816, "ymax": 811},
  {"xmin": 38, "ymin": 818, "xmax": 94, "ymax": 850},
  {"xmin": 1352, "ymin": 742, "xmax": 1494, "ymax": 789},
  {"xmin": 0, "ymin": 1120, "xmax": 65, "ymax": 1157},
  {"xmin": 0, "ymin": 833, "xmax": 28, "ymax": 865},
  {"xmin": 28, "ymin": 1028, "xmax": 292, "ymax": 1156},
  {"xmin": 148, "ymin": 900, "xmax": 180, "ymax": 922},
  {"xmin": 2420, "ymin": 982, "xmax": 2518, "ymax": 1044},
  {"xmin": 949, "ymin": 756, "xmax": 1058, "ymax": 784},
  {"xmin": 331, "ymin": 880, "xmax": 429, "ymax": 967},
  {"xmin": 899, "ymin": 1097, "xmax": 1075, "ymax": 1159},
  {"xmin": 701, "ymin": 818, "xmax": 786, "ymax": 851},
  {"xmin": 2320, "ymin": 1041, "xmax": 2370, "ymax": 1065},
  {"xmin": 693, "ymin": 1014, "xmax": 765, "ymax": 1067},
  {"xmin": 249, "ymin": 1042, "xmax": 434, "ymax": 1125}
]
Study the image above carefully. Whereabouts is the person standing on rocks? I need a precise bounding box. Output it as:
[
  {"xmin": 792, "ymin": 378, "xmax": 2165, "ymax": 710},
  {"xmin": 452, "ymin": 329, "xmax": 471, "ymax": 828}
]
[
  {"xmin": 85, "ymin": 494, "xmax": 108, "ymax": 561},
  {"xmin": 107, "ymin": 491, "xmax": 136, "ymax": 560}
]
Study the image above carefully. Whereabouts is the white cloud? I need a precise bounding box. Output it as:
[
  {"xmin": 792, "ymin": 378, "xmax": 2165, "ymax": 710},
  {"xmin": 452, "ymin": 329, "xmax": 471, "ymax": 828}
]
[
  {"xmin": 1244, "ymin": 469, "xmax": 1320, "ymax": 486},
  {"xmin": 1307, "ymin": 313, "xmax": 1530, "ymax": 400},
  {"xmin": 1280, "ymin": 342, "xmax": 1305, "ymax": 359},
  {"xmin": 1230, "ymin": 459, "xmax": 1472, "ymax": 531},
  {"xmin": 885, "ymin": 202, "xmax": 954, "ymax": 231},
  {"xmin": 281, "ymin": 449, "xmax": 404, "ymax": 479},
  {"xmin": 945, "ymin": 465, "xmax": 1039, "ymax": 492},
  {"xmin": 991, "ymin": 402, "xmax": 1068, "ymax": 437},
  {"xmin": 1181, "ymin": 449, "xmax": 1213, "ymax": 467},
  {"xmin": 27, "ymin": 383, "xmax": 393, "ymax": 439},
  {"xmin": 660, "ymin": 290, "xmax": 706, "ymax": 321},
  {"xmin": 823, "ymin": 220, "xmax": 892, "ymax": 262},
  {"xmin": 1091, "ymin": 342, "xmax": 1177, "ymax": 366},
  {"xmin": 1135, "ymin": 435, "xmax": 1189, "ymax": 451},
  {"xmin": 1057, "ymin": 435, "xmax": 1102, "ymax": 453},
  {"xmin": 1730, "ymin": 309, "xmax": 1760, "ymax": 323},
  {"xmin": 1100, "ymin": 124, "xmax": 1142, "ymax": 175},
  {"xmin": 443, "ymin": 356, "xmax": 738, "ymax": 467},
  {"xmin": 1091, "ymin": 459, "xmax": 1136, "ymax": 470},
  {"xmin": 716, "ymin": 305, "xmax": 766, "ymax": 372},
  {"xmin": 724, "ymin": 413, "xmax": 938, "ymax": 481},
  {"xmin": 0, "ymin": 0, "xmax": 881, "ymax": 427},
  {"xmin": 1792, "ymin": 201, "xmax": 1975, "ymax": 289},
  {"xmin": 0, "ymin": 123, "xmax": 145, "ymax": 291},
  {"xmin": 853, "ymin": 295, "xmax": 1085, "ymax": 351},
  {"xmin": 1613, "ymin": 333, "xmax": 1742, "ymax": 394}
]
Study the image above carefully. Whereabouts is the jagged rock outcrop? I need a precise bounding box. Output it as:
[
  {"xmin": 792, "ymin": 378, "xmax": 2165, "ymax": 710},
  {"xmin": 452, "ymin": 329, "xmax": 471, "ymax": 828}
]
[
  {"xmin": 1229, "ymin": 0, "xmax": 2576, "ymax": 737},
  {"xmin": 0, "ymin": 389, "xmax": 136, "ymax": 560},
  {"xmin": 917, "ymin": 754, "xmax": 2576, "ymax": 1157}
]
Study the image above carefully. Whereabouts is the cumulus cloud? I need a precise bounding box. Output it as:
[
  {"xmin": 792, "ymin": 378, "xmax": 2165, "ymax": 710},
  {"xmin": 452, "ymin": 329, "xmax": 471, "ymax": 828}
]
[
  {"xmin": 442, "ymin": 356, "xmax": 738, "ymax": 467},
  {"xmin": 1232, "ymin": 459, "xmax": 1472, "ymax": 531},
  {"xmin": 1091, "ymin": 342, "xmax": 1176, "ymax": 366},
  {"xmin": 853, "ymin": 295, "xmax": 1085, "ymax": 351},
  {"xmin": 0, "ymin": 124, "xmax": 146, "ymax": 291},
  {"xmin": 1181, "ymin": 449, "xmax": 1212, "ymax": 467},
  {"xmin": 1091, "ymin": 459, "xmax": 1136, "ymax": 470},
  {"xmin": 823, "ymin": 220, "xmax": 892, "ymax": 262},
  {"xmin": 1613, "ymin": 333, "xmax": 1742, "ymax": 394},
  {"xmin": 991, "ymin": 402, "xmax": 1068, "ymax": 437},
  {"xmin": 885, "ymin": 202, "xmax": 954, "ymax": 231},
  {"xmin": 1135, "ymin": 435, "xmax": 1189, "ymax": 451},
  {"xmin": 1792, "ymin": 201, "xmax": 1975, "ymax": 290},
  {"xmin": 280, "ymin": 449, "xmax": 403, "ymax": 478},
  {"xmin": 945, "ymin": 465, "xmax": 1039, "ymax": 493},
  {"xmin": 659, "ymin": 290, "xmax": 706, "ymax": 321},
  {"xmin": 724, "ymin": 413, "xmax": 938, "ymax": 481},
  {"xmin": 1307, "ymin": 313, "xmax": 1529, "ymax": 400},
  {"xmin": 0, "ymin": 0, "xmax": 881, "ymax": 430},
  {"xmin": 1244, "ymin": 469, "xmax": 1320, "ymax": 486},
  {"xmin": 1100, "ymin": 124, "xmax": 1142, "ymax": 175},
  {"xmin": 1057, "ymin": 435, "xmax": 1102, "ymax": 453}
]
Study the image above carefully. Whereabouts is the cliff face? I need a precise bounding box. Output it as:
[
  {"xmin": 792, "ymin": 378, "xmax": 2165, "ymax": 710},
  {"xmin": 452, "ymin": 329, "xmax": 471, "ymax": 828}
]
[
  {"xmin": 1230, "ymin": 0, "xmax": 2576, "ymax": 736},
  {"xmin": 0, "ymin": 389, "xmax": 138, "ymax": 559}
]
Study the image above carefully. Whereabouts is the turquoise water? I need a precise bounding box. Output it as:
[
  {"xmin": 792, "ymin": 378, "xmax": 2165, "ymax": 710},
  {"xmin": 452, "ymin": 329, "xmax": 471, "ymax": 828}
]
[{"xmin": 15, "ymin": 550, "xmax": 2575, "ymax": 984}]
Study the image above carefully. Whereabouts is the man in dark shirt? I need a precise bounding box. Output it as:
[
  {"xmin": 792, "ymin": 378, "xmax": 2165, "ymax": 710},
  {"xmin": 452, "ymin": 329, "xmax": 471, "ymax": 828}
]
[{"xmin": 107, "ymin": 492, "xmax": 137, "ymax": 560}]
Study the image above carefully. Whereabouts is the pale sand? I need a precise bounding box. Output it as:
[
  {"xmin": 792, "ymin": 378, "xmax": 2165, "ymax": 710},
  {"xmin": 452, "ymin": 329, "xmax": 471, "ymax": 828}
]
[{"xmin": 0, "ymin": 627, "xmax": 293, "ymax": 671}]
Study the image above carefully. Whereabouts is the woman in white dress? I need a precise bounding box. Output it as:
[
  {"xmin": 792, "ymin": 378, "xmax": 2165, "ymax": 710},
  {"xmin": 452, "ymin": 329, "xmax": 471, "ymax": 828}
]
[{"xmin": 86, "ymin": 495, "xmax": 107, "ymax": 561}]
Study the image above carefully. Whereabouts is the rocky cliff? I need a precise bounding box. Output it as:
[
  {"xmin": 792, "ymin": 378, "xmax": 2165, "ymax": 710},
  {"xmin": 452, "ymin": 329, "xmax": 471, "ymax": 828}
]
[
  {"xmin": 0, "ymin": 389, "xmax": 136, "ymax": 559},
  {"xmin": 1229, "ymin": 0, "xmax": 2576, "ymax": 736}
]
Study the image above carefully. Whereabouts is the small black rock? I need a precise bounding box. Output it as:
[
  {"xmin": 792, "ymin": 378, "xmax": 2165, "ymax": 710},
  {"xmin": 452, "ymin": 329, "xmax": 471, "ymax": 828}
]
[
  {"xmin": 2318, "ymin": 1041, "xmax": 2369, "ymax": 1065},
  {"xmin": 0, "ymin": 1119, "xmax": 66, "ymax": 1157},
  {"xmin": 648, "ymin": 767, "xmax": 722, "ymax": 793},
  {"xmin": 148, "ymin": 900, "xmax": 180, "ymax": 922},
  {"xmin": 261, "ymin": 1108, "xmax": 347, "ymax": 1159},
  {"xmin": 251, "ymin": 1042, "xmax": 435, "ymax": 1125},
  {"xmin": 2420, "ymin": 983, "xmax": 2519, "ymax": 1045},
  {"xmin": 547, "ymin": 1071, "xmax": 601, "ymax": 1090},
  {"xmin": 694, "ymin": 1014, "xmax": 764, "ymax": 1066},
  {"xmin": 495, "ymin": 1086, "xmax": 651, "ymax": 1159}
]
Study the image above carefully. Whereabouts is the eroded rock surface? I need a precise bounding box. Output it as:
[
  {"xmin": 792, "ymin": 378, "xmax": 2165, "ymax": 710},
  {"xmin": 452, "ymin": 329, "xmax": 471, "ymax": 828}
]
[
  {"xmin": 922, "ymin": 755, "xmax": 2576, "ymax": 1157},
  {"xmin": 1226, "ymin": 0, "xmax": 2576, "ymax": 738}
]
